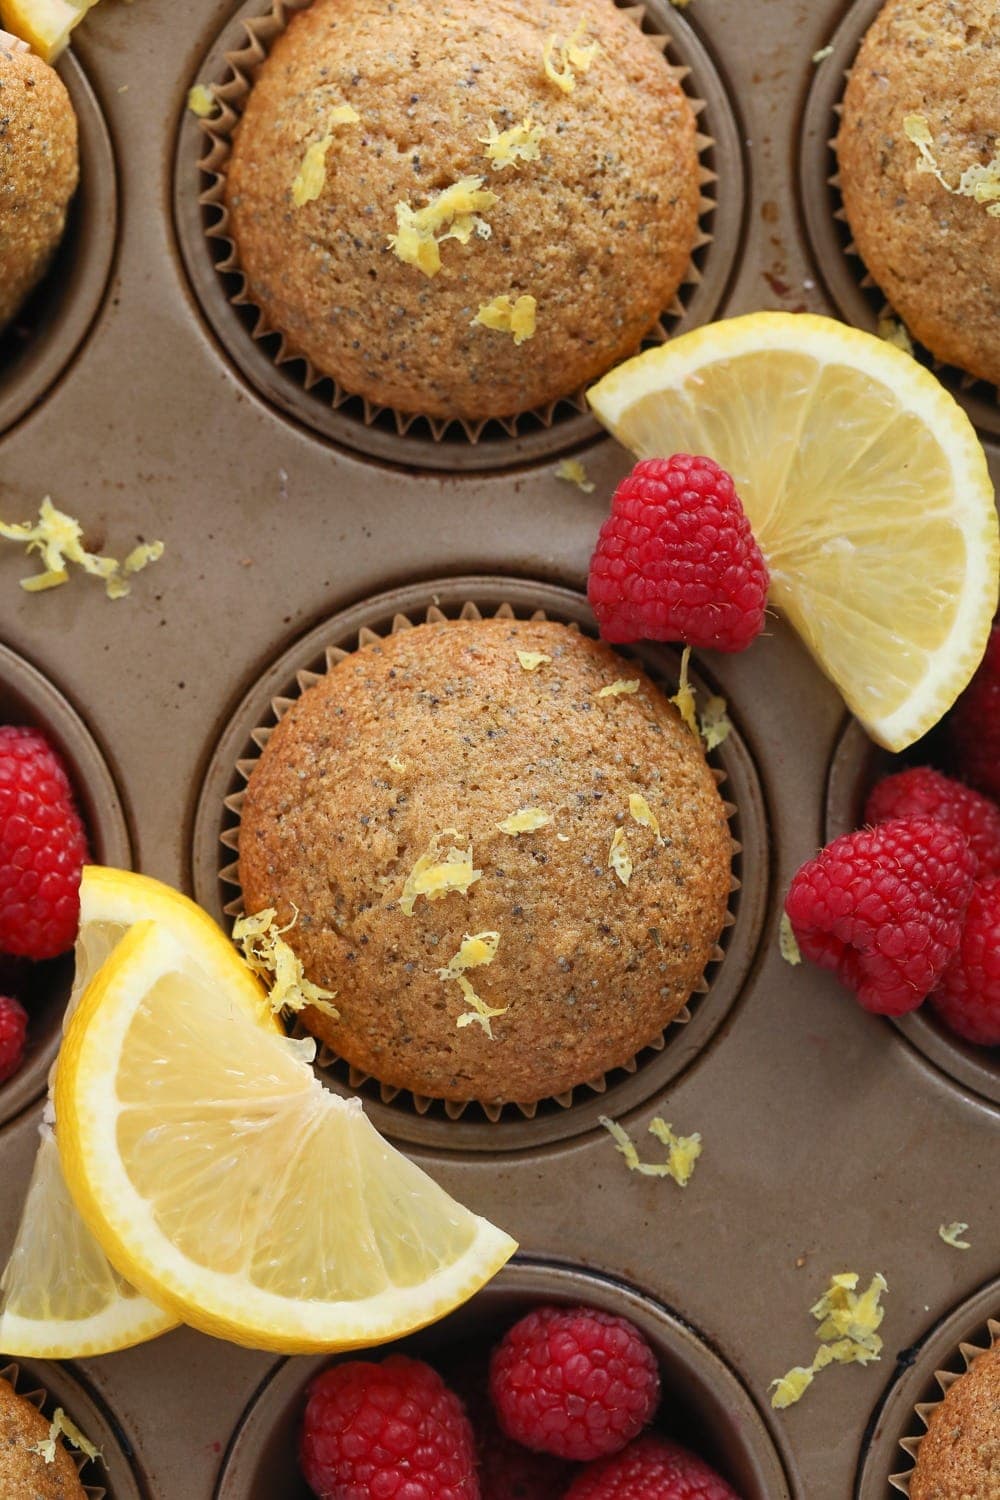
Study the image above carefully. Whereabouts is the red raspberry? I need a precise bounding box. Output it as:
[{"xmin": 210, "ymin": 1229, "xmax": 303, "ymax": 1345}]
[
  {"xmin": 299, "ymin": 1354, "xmax": 479, "ymax": 1500},
  {"xmin": 488, "ymin": 1305, "xmax": 660, "ymax": 1463},
  {"xmin": 949, "ymin": 622, "xmax": 1000, "ymax": 801},
  {"xmin": 864, "ymin": 766, "xmax": 1000, "ymax": 880},
  {"xmin": 0, "ymin": 995, "xmax": 28, "ymax": 1085},
  {"xmin": 0, "ymin": 725, "xmax": 89, "ymax": 961},
  {"xmin": 563, "ymin": 1434, "xmax": 741, "ymax": 1500},
  {"xmin": 587, "ymin": 455, "xmax": 769, "ymax": 652},
  {"xmin": 930, "ymin": 876, "xmax": 1000, "ymax": 1046},
  {"xmin": 784, "ymin": 818, "xmax": 975, "ymax": 1016},
  {"xmin": 444, "ymin": 1354, "xmax": 575, "ymax": 1500}
]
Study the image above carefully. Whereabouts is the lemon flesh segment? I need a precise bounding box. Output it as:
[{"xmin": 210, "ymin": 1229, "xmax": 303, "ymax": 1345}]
[
  {"xmin": 56, "ymin": 922, "xmax": 517, "ymax": 1354},
  {"xmin": 588, "ymin": 313, "xmax": 999, "ymax": 752},
  {"xmin": 0, "ymin": 868, "xmax": 275, "ymax": 1357},
  {"xmin": 0, "ymin": 0, "xmax": 91, "ymax": 61}
]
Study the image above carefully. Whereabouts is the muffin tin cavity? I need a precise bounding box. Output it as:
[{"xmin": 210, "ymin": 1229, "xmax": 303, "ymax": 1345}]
[
  {"xmin": 0, "ymin": 55, "xmax": 116, "ymax": 439},
  {"xmin": 214, "ymin": 1259, "xmax": 791, "ymax": 1500},
  {"xmin": 0, "ymin": 1356, "xmax": 145, "ymax": 1498},
  {"xmin": 192, "ymin": 576, "xmax": 768, "ymax": 1152},
  {"xmin": 854, "ymin": 1279, "xmax": 999, "ymax": 1497},
  {"xmin": 173, "ymin": 0, "xmax": 743, "ymax": 471},
  {"xmin": 0, "ymin": 646, "xmax": 130, "ymax": 1130},
  {"xmin": 826, "ymin": 718, "xmax": 1000, "ymax": 1110},
  {"xmin": 799, "ymin": 0, "xmax": 1000, "ymax": 441}
]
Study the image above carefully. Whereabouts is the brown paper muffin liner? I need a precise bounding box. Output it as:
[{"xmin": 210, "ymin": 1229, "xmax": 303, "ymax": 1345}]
[
  {"xmin": 0, "ymin": 1361, "xmax": 106, "ymax": 1499},
  {"xmin": 217, "ymin": 598, "xmax": 740, "ymax": 1124},
  {"xmin": 888, "ymin": 1316, "xmax": 1000, "ymax": 1495},
  {"xmin": 195, "ymin": 0, "xmax": 718, "ymax": 445}
]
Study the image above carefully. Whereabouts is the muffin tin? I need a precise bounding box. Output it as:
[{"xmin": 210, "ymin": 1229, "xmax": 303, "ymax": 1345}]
[{"xmin": 0, "ymin": 0, "xmax": 997, "ymax": 1496}]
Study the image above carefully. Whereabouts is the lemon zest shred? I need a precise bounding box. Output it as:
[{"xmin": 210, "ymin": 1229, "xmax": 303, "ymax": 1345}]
[
  {"xmin": 669, "ymin": 647, "xmax": 699, "ymax": 735},
  {"xmin": 770, "ymin": 1272, "xmax": 888, "ymax": 1408},
  {"xmin": 542, "ymin": 19, "xmax": 600, "ymax": 93},
  {"xmin": 599, "ymin": 1115, "xmax": 702, "ymax": 1187},
  {"xmin": 479, "ymin": 116, "xmax": 545, "ymax": 170},
  {"xmin": 387, "ymin": 755, "xmax": 407, "ymax": 773},
  {"xmin": 555, "ymin": 458, "xmax": 596, "ymax": 493},
  {"xmin": 877, "ymin": 316, "xmax": 915, "ymax": 356},
  {"xmin": 700, "ymin": 695, "xmax": 732, "ymax": 750},
  {"xmin": 437, "ymin": 931, "xmax": 507, "ymax": 1036},
  {"xmin": 596, "ymin": 678, "xmax": 639, "ymax": 699},
  {"xmin": 609, "ymin": 826, "xmax": 633, "ymax": 886},
  {"xmin": 291, "ymin": 105, "xmax": 360, "ymax": 207},
  {"xmin": 904, "ymin": 114, "xmax": 1000, "ymax": 217},
  {"xmin": 779, "ymin": 912, "xmax": 802, "ymax": 966},
  {"xmin": 938, "ymin": 1221, "xmax": 971, "ymax": 1250},
  {"xmin": 399, "ymin": 830, "xmax": 482, "ymax": 915},
  {"xmin": 496, "ymin": 807, "xmax": 552, "ymax": 835},
  {"xmin": 232, "ymin": 908, "xmax": 339, "ymax": 1019},
  {"xmin": 472, "ymin": 294, "xmax": 537, "ymax": 345},
  {"xmin": 27, "ymin": 1409, "xmax": 101, "ymax": 1466},
  {"xmin": 811, "ymin": 44, "xmax": 833, "ymax": 62},
  {"xmin": 628, "ymin": 792, "xmax": 663, "ymax": 844},
  {"xmin": 389, "ymin": 177, "xmax": 498, "ymax": 276},
  {"xmin": 187, "ymin": 84, "xmax": 218, "ymax": 118},
  {"xmin": 516, "ymin": 650, "xmax": 552, "ymax": 672},
  {"xmin": 0, "ymin": 497, "xmax": 163, "ymax": 598}
]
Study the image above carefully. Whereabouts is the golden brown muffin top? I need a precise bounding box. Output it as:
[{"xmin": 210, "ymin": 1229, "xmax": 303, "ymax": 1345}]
[
  {"xmin": 238, "ymin": 619, "xmax": 732, "ymax": 1105},
  {"xmin": 836, "ymin": 0, "xmax": 1000, "ymax": 387},
  {"xmin": 0, "ymin": 1378, "xmax": 89, "ymax": 1499},
  {"xmin": 224, "ymin": 0, "xmax": 699, "ymax": 421},
  {"xmin": 911, "ymin": 1343, "xmax": 1000, "ymax": 1500},
  {"xmin": 0, "ymin": 43, "xmax": 79, "ymax": 331}
]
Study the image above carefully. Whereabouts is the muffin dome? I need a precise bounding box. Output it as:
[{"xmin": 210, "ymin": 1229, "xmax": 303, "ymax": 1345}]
[
  {"xmin": 224, "ymin": 0, "xmax": 700, "ymax": 422},
  {"xmin": 910, "ymin": 1341, "xmax": 999, "ymax": 1500},
  {"xmin": 837, "ymin": 0, "xmax": 1000, "ymax": 388},
  {"xmin": 238, "ymin": 619, "xmax": 732, "ymax": 1106},
  {"xmin": 0, "ymin": 40, "xmax": 79, "ymax": 332},
  {"xmin": 0, "ymin": 1377, "xmax": 87, "ymax": 1499}
]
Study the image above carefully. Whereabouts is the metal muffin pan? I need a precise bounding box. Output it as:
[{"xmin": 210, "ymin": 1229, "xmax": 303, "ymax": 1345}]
[{"xmin": 0, "ymin": 0, "xmax": 997, "ymax": 1495}]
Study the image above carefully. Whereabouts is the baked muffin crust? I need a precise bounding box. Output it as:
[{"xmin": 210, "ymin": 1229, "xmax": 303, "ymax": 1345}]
[
  {"xmin": 911, "ymin": 1343, "xmax": 1000, "ymax": 1500},
  {"xmin": 0, "ymin": 1378, "xmax": 88, "ymax": 1499}
]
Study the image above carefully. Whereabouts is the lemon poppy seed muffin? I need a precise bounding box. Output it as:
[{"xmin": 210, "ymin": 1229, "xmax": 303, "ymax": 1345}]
[
  {"xmin": 238, "ymin": 619, "xmax": 732, "ymax": 1106},
  {"xmin": 837, "ymin": 0, "xmax": 1000, "ymax": 387},
  {"xmin": 910, "ymin": 1341, "xmax": 1000, "ymax": 1499},
  {"xmin": 224, "ymin": 0, "xmax": 700, "ymax": 422},
  {"xmin": 0, "ymin": 1378, "xmax": 88, "ymax": 1499},
  {"xmin": 0, "ymin": 40, "xmax": 79, "ymax": 332}
]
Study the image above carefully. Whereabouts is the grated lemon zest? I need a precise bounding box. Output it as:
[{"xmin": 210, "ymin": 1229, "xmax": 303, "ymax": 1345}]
[
  {"xmin": 771, "ymin": 1271, "xmax": 888, "ymax": 1408},
  {"xmin": 472, "ymin": 294, "xmax": 537, "ymax": 345},
  {"xmin": 399, "ymin": 830, "xmax": 482, "ymax": 914},
  {"xmin": 387, "ymin": 755, "xmax": 407, "ymax": 773},
  {"xmin": 599, "ymin": 1115, "xmax": 702, "ymax": 1186},
  {"xmin": 232, "ymin": 908, "xmax": 339, "ymax": 1018},
  {"xmin": 669, "ymin": 647, "xmax": 699, "ymax": 735},
  {"xmin": 779, "ymin": 912, "xmax": 802, "ymax": 965},
  {"xmin": 187, "ymin": 84, "xmax": 218, "ymax": 118},
  {"xmin": 479, "ymin": 116, "xmax": 545, "ymax": 170},
  {"xmin": 629, "ymin": 792, "xmax": 663, "ymax": 844},
  {"xmin": 938, "ymin": 1221, "xmax": 971, "ymax": 1250},
  {"xmin": 904, "ymin": 114, "xmax": 1000, "ymax": 217},
  {"xmin": 877, "ymin": 315, "xmax": 915, "ymax": 356},
  {"xmin": 0, "ymin": 496, "xmax": 163, "ymax": 598},
  {"xmin": 27, "ymin": 1408, "xmax": 101, "ymax": 1466},
  {"xmin": 596, "ymin": 678, "xmax": 639, "ymax": 699},
  {"xmin": 437, "ymin": 932, "xmax": 507, "ymax": 1036},
  {"xmin": 609, "ymin": 826, "xmax": 633, "ymax": 886},
  {"xmin": 812, "ymin": 44, "xmax": 833, "ymax": 62},
  {"xmin": 496, "ymin": 807, "xmax": 553, "ymax": 835},
  {"xmin": 700, "ymin": 695, "xmax": 732, "ymax": 750},
  {"xmin": 291, "ymin": 105, "xmax": 359, "ymax": 207},
  {"xmin": 389, "ymin": 177, "xmax": 498, "ymax": 276},
  {"xmin": 542, "ymin": 19, "xmax": 600, "ymax": 94},
  {"xmin": 516, "ymin": 650, "xmax": 552, "ymax": 671},
  {"xmin": 555, "ymin": 458, "xmax": 595, "ymax": 493}
]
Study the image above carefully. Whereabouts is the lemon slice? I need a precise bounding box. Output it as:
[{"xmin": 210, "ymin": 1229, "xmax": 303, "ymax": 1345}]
[
  {"xmin": 588, "ymin": 313, "xmax": 999, "ymax": 752},
  {"xmin": 0, "ymin": 0, "xmax": 93, "ymax": 62},
  {"xmin": 0, "ymin": 867, "xmax": 276, "ymax": 1358},
  {"xmin": 55, "ymin": 921, "xmax": 517, "ymax": 1354}
]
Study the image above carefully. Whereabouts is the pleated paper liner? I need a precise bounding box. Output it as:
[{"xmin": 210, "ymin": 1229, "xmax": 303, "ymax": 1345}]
[
  {"xmin": 798, "ymin": 0, "xmax": 1000, "ymax": 440},
  {"xmin": 216, "ymin": 593, "xmax": 745, "ymax": 1129},
  {"xmin": 889, "ymin": 1316, "xmax": 1000, "ymax": 1496},
  {"xmin": 189, "ymin": 0, "xmax": 726, "ymax": 457},
  {"xmin": 0, "ymin": 1360, "xmax": 107, "ymax": 1499}
]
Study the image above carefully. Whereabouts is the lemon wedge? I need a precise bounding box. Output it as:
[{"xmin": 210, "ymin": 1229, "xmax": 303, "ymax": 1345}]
[
  {"xmin": 588, "ymin": 313, "xmax": 999, "ymax": 752},
  {"xmin": 0, "ymin": 866, "xmax": 275, "ymax": 1358},
  {"xmin": 55, "ymin": 921, "xmax": 516, "ymax": 1353},
  {"xmin": 0, "ymin": 0, "xmax": 95, "ymax": 62}
]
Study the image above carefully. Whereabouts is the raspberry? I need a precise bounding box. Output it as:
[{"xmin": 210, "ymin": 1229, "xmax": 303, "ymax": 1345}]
[
  {"xmin": 563, "ymin": 1434, "xmax": 741, "ymax": 1500},
  {"xmin": 587, "ymin": 455, "xmax": 769, "ymax": 652},
  {"xmin": 930, "ymin": 877, "xmax": 1000, "ymax": 1046},
  {"xmin": 784, "ymin": 818, "xmax": 975, "ymax": 1017},
  {"xmin": 0, "ymin": 995, "xmax": 28, "ymax": 1085},
  {"xmin": 0, "ymin": 725, "xmax": 89, "ymax": 961},
  {"xmin": 864, "ymin": 766, "xmax": 1000, "ymax": 879},
  {"xmin": 443, "ymin": 1354, "xmax": 575, "ymax": 1500},
  {"xmin": 299, "ymin": 1354, "xmax": 478, "ymax": 1500},
  {"xmin": 949, "ymin": 622, "xmax": 1000, "ymax": 801},
  {"xmin": 488, "ymin": 1305, "xmax": 660, "ymax": 1463}
]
